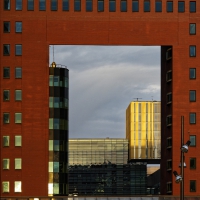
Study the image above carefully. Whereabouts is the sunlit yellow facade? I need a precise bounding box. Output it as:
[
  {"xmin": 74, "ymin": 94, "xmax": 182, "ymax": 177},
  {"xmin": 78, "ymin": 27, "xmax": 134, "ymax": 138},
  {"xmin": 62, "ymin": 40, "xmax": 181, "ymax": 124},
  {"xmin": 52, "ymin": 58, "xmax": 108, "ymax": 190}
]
[{"xmin": 126, "ymin": 101, "xmax": 161, "ymax": 159}]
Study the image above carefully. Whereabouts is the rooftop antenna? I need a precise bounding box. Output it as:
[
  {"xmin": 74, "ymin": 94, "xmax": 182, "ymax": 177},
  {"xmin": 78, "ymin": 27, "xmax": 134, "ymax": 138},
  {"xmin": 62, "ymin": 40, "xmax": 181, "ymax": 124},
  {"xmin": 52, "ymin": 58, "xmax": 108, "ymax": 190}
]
[
  {"xmin": 51, "ymin": 45, "xmax": 56, "ymax": 68},
  {"xmin": 151, "ymin": 96, "xmax": 154, "ymax": 101},
  {"xmin": 53, "ymin": 45, "xmax": 55, "ymax": 62},
  {"xmin": 133, "ymin": 98, "xmax": 142, "ymax": 101}
]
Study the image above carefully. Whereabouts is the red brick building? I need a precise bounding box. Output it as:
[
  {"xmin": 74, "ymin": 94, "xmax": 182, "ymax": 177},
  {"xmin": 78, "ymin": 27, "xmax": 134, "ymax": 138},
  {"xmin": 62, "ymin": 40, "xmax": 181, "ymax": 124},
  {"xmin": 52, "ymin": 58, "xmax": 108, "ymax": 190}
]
[{"xmin": 0, "ymin": 0, "xmax": 199, "ymax": 197}]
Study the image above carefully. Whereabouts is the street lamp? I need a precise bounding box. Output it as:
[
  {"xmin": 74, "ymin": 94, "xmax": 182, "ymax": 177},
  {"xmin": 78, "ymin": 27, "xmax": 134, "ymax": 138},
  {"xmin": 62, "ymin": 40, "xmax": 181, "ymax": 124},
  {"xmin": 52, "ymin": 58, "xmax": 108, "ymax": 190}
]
[{"xmin": 173, "ymin": 116, "xmax": 191, "ymax": 200}]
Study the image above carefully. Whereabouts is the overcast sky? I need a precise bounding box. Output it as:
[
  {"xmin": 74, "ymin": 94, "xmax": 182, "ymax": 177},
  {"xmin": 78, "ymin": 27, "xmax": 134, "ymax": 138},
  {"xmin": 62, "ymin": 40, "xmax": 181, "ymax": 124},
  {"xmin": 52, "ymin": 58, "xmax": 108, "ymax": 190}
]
[{"xmin": 49, "ymin": 46, "xmax": 160, "ymax": 139}]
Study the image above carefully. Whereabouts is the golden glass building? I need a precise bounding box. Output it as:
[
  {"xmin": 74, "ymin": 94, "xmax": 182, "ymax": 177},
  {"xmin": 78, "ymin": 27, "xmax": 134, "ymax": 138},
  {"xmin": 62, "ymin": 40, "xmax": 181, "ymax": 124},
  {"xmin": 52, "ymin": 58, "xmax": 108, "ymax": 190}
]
[{"xmin": 126, "ymin": 101, "xmax": 161, "ymax": 160}]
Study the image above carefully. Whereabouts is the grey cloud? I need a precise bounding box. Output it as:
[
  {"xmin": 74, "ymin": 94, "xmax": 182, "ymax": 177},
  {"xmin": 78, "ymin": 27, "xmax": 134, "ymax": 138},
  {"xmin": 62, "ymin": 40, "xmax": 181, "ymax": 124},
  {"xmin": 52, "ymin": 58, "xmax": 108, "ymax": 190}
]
[{"xmin": 51, "ymin": 46, "xmax": 160, "ymax": 138}]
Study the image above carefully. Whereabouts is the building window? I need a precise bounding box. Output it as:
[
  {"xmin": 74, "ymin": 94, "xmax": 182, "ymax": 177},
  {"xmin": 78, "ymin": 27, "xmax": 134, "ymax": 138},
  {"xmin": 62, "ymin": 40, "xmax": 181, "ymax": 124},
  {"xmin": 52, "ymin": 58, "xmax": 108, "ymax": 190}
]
[
  {"xmin": 15, "ymin": 158, "xmax": 22, "ymax": 169},
  {"xmin": 2, "ymin": 182, "xmax": 9, "ymax": 193},
  {"xmin": 3, "ymin": 22, "xmax": 10, "ymax": 33},
  {"xmin": 74, "ymin": 0, "xmax": 81, "ymax": 11},
  {"xmin": 167, "ymin": 137, "xmax": 172, "ymax": 148},
  {"xmin": 167, "ymin": 1, "xmax": 173, "ymax": 12},
  {"xmin": 15, "ymin": 45, "xmax": 22, "ymax": 56},
  {"xmin": 190, "ymin": 158, "xmax": 196, "ymax": 169},
  {"xmin": 190, "ymin": 1, "xmax": 196, "ymax": 13},
  {"xmin": 16, "ymin": 0, "xmax": 22, "ymax": 10},
  {"xmin": 39, "ymin": 0, "xmax": 46, "ymax": 10},
  {"xmin": 98, "ymin": 0, "xmax": 104, "ymax": 11},
  {"xmin": 15, "ymin": 136, "xmax": 22, "ymax": 146},
  {"xmin": 14, "ymin": 181, "xmax": 22, "ymax": 192},
  {"xmin": 51, "ymin": 0, "xmax": 57, "ymax": 11},
  {"xmin": 3, "ymin": 136, "xmax": 9, "ymax": 147},
  {"xmin": 190, "ymin": 68, "xmax": 196, "ymax": 79},
  {"xmin": 3, "ymin": 90, "xmax": 10, "ymax": 101},
  {"xmin": 3, "ymin": 113, "xmax": 10, "ymax": 124},
  {"xmin": 109, "ymin": 0, "xmax": 116, "ymax": 12},
  {"xmin": 190, "ymin": 46, "xmax": 196, "ymax": 57},
  {"xmin": 144, "ymin": 0, "xmax": 150, "ymax": 12},
  {"xmin": 167, "ymin": 93, "xmax": 172, "ymax": 104},
  {"xmin": 132, "ymin": 0, "xmax": 139, "ymax": 12},
  {"xmin": 166, "ymin": 115, "xmax": 172, "ymax": 126},
  {"xmin": 166, "ymin": 70, "xmax": 172, "ymax": 82},
  {"xmin": 16, "ymin": 22, "xmax": 22, "ymax": 33},
  {"xmin": 155, "ymin": 1, "xmax": 162, "ymax": 12},
  {"xmin": 3, "ymin": 67, "xmax": 10, "ymax": 78},
  {"xmin": 3, "ymin": 159, "xmax": 10, "ymax": 169},
  {"xmin": 63, "ymin": 0, "xmax": 69, "ymax": 11},
  {"xmin": 190, "ymin": 135, "xmax": 196, "ymax": 146},
  {"xmin": 15, "ymin": 90, "xmax": 22, "ymax": 101},
  {"xmin": 190, "ymin": 180, "xmax": 196, "ymax": 192},
  {"xmin": 190, "ymin": 23, "xmax": 196, "ymax": 35},
  {"xmin": 190, "ymin": 113, "xmax": 196, "ymax": 124},
  {"xmin": 4, "ymin": 0, "xmax": 10, "ymax": 10},
  {"xmin": 167, "ymin": 160, "xmax": 172, "ymax": 170},
  {"xmin": 167, "ymin": 182, "xmax": 172, "ymax": 193},
  {"xmin": 3, "ymin": 44, "xmax": 10, "ymax": 56},
  {"xmin": 166, "ymin": 48, "xmax": 172, "ymax": 60},
  {"xmin": 178, "ymin": 1, "xmax": 185, "ymax": 12},
  {"xmin": 86, "ymin": 0, "xmax": 92, "ymax": 11},
  {"xmin": 15, "ymin": 113, "xmax": 22, "ymax": 123},
  {"xmin": 190, "ymin": 90, "xmax": 196, "ymax": 102},
  {"xmin": 121, "ymin": 0, "xmax": 127, "ymax": 12},
  {"xmin": 15, "ymin": 67, "xmax": 22, "ymax": 78},
  {"xmin": 28, "ymin": 0, "xmax": 34, "ymax": 10}
]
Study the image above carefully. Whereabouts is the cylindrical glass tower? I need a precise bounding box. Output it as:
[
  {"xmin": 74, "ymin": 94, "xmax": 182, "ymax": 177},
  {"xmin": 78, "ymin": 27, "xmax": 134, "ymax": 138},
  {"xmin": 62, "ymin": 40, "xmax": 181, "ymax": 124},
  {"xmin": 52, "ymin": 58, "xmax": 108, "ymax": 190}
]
[{"xmin": 48, "ymin": 62, "xmax": 69, "ymax": 195}]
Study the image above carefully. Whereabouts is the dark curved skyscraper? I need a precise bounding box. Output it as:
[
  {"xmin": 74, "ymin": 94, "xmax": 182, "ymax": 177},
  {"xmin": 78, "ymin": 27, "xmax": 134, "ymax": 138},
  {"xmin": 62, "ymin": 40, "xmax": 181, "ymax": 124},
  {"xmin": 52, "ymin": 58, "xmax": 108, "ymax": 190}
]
[{"xmin": 48, "ymin": 62, "xmax": 69, "ymax": 195}]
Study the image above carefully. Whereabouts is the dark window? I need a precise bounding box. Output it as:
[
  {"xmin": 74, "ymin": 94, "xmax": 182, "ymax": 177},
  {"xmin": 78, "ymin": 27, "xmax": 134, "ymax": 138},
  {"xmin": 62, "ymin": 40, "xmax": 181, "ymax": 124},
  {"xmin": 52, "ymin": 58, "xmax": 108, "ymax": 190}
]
[
  {"xmin": 3, "ymin": 67, "xmax": 10, "ymax": 78},
  {"xmin": 166, "ymin": 70, "xmax": 172, "ymax": 82},
  {"xmin": 15, "ymin": 45, "xmax": 22, "ymax": 56},
  {"xmin": 190, "ymin": 90, "xmax": 196, "ymax": 102},
  {"xmin": 190, "ymin": 135, "xmax": 196, "ymax": 146},
  {"xmin": 15, "ymin": 67, "xmax": 22, "ymax": 78},
  {"xmin": 190, "ymin": 46, "xmax": 196, "ymax": 57},
  {"xmin": 144, "ymin": 1, "xmax": 150, "ymax": 12},
  {"xmin": 190, "ymin": 68, "xmax": 196, "ymax": 79},
  {"xmin": 63, "ymin": 0, "xmax": 69, "ymax": 11},
  {"xmin": 28, "ymin": 0, "xmax": 34, "ymax": 10},
  {"xmin": 15, "ymin": 22, "xmax": 22, "ymax": 33},
  {"xmin": 155, "ymin": 1, "xmax": 162, "ymax": 12},
  {"xmin": 4, "ymin": 0, "xmax": 10, "ymax": 10},
  {"xmin": 121, "ymin": 0, "xmax": 127, "ymax": 12},
  {"xmin": 178, "ymin": 1, "xmax": 185, "ymax": 12},
  {"xmin": 98, "ymin": 0, "xmax": 104, "ymax": 11},
  {"xmin": 86, "ymin": 0, "xmax": 92, "ymax": 11},
  {"xmin": 166, "ymin": 115, "xmax": 172, "ymax": 126},
  {"xmin": 16, "ymin": 0, "xmax": 22, "ymax": 10},
  {"xmin": 3, "ymin": 113, "xmax": 10, "ymax": 124},
  {"xmin": 190, "ymin": 158, "xmax": 196, "ymax": 169},
  {"xmin": 190, "ymin": 180, "xmax": 196, "ymax": 192},
  {"xmin": 3, "ymin": 44, "xmax": 10, "ymax": 56},
  {"xmin": 167, "ymin": 137, "xmax": 172, "ymax": 148},
  {"xmin": 74, "ymin": 0, "xmax": 81, "ymax": 11},
  {"xmin": 190, "ymin": 113, "xmax": 196, "ymax": 124},
  {"xmin": 167, "ymin": 160, "xmax": 172, "ymax": 170},
  {"xmin": 167, "ymin": 93, "xmax": 172, "ymax": 103},
  {"xmin": 39, "ymin": 0, "xmax": 46, "ymax": 11},
  {"xmin": 51, "ymin": 0, "xmax": 57, "ymax": 11},
  {"xmin": 167, "ymin": 182, "xmax": 172, "ymax": 192},
  {"xmin": 190, "ymin": 1, "xmax": 196, "ymax": 13},
  {"xmin": 109, "ymin": 0, "xmax": 116, "ymax": 12},
  {"xmin": 3, "ymin": 90, "xmax": 10, "ymax": 101},
  {"xmin": 190, "ymin": 23, "xmax": 196, "ymax": 35},
  {"xmin": 132, "ymin": 0, "xmax": 139, "ymax": 12},
  {"xmin": 166, "ymin": 48, "xmax": 172, "ymax": 60},
  {"xmin": 15, "ymin": 90, "xmax": 22, "ymax": 101},
  {"xmin": 167, "ymin": 1, "xmax": 173, "ymax": 12},
  {"xmin": 3, "ymin": 22, "xmax": 10, "ymax": 33}
]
